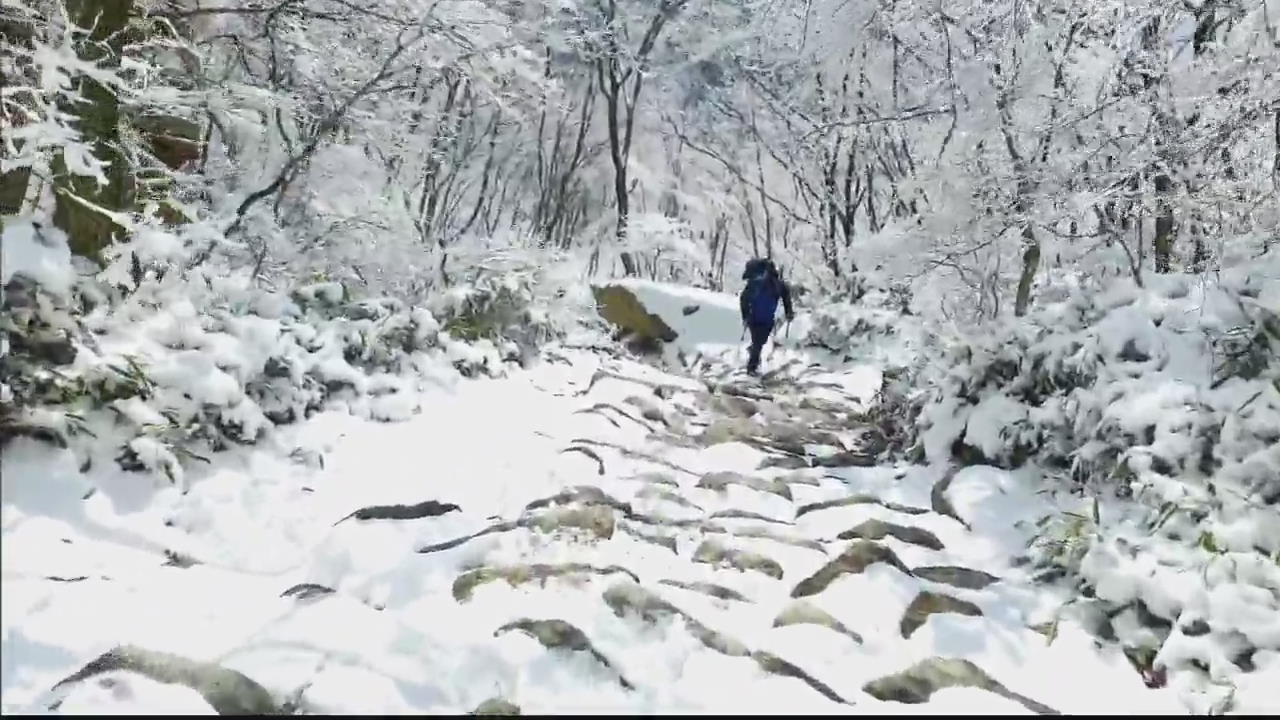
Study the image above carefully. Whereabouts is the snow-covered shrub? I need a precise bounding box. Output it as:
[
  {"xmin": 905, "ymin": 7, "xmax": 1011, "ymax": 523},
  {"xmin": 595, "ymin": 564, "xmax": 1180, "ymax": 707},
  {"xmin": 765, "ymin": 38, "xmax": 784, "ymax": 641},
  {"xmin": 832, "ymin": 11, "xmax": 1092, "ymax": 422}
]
[
  {"xmin": 1, "ymin": 211, "xmax": 567, "ymax": 488},
  {"xmin": 430, "ymin": 248, "xmax": 585, "ymax": 372},
  {"xmin": 904, "ymin": 262, "xmax": 1280, "ymax": 709},
  {"xmin": 801, "ymin": 273, "xmax": 926, "ymax": 364},
  {"xmin": 800, "ymin": 275, "xmax": 937, "ymax": 460},
  {"xmin": 1, "ymin": 221, "xmax": 100, "ymax": 447},
  {"xmin": 913, "ymin": 266, "xmax": 1280, "ymax": 491}
]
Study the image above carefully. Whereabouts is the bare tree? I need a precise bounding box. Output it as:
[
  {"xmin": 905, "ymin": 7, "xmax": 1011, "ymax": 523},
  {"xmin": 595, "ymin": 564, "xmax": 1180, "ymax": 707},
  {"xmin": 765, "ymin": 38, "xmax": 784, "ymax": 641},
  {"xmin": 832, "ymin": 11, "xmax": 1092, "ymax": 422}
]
[{"xmin": 589, "ymin": 0, "xmax": 688, "ymax": 276}]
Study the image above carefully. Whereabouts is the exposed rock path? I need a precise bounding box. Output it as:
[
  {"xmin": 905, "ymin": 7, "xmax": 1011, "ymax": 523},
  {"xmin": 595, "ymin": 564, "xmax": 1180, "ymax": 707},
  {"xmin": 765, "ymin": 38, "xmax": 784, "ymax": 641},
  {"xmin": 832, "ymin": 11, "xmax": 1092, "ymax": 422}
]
[
  {"xmin": 389, "ymin": 354, "xmax": 1065, "ymax": 713},
  {"xmin": 37, "ymin": 349, "xmax": 1135, "ymax": 714}
]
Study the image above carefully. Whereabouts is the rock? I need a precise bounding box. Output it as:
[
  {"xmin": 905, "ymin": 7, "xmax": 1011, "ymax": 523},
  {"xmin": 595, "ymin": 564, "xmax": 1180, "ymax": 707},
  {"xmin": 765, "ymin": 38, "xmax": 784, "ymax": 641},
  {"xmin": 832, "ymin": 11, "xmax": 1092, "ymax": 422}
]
[
  {"xmin": 525, "ymin": 486, "xmax": 632, "ymax": 515},
  {"xmin": 659, "ymin": 578, "xmax": 752, "ymax": 603},
  {"xmin": 792, "ymin": 541, "xmax": 912, "ymax": 598},
  {"xmin": 697, "ymin": 471, "xmax": 792, "ymax": 500},
  {"xmin": 863, "ymin": 657, "xmax": 1058, "ymax": 714},
  {"xmin": 574, "ymin": 403, "xmax": 628, "ymax": 430},
  {"xmin": 700, "ymin": 417, "xmax": 758, "ymax": 446},
  {"xmin": 900, "ymin": 591, "xmax": 984, "ymax": 638},
  {"xmin": 453, "ymin": 563, "xmax": 640, "ymax": 602},
  {"xmin": 810, "ymin": 451, "xmax": 876, "ymax": 468},
  {"xmin": 1118, "ymin": 338, "xmax": 1151, "ymax": 363},
  {"xmin": 280, "ymin": 583, "xmax": 335, "ymax": 601},
  {"xmin": 685, "ymin": 622, "xmax": 752, "ymax": 657},
  {"xmin": 624, "ymin": 395, "xmax": 666, "ymax": 423},
  {"xmin": 779, "ymin": 471, "xmax": 823, "ymax": 487},
  {"xmin": 681, "ymin": 304, "xmax": 700, "ymax": 316},
  {"xmin": 1232, "ymin": 645, "xmax": 1257, "ymax": 672},
  {"xmin": 49, "ymin": 645, "xmax": 279, "ymax": 714},
  {"xmin": 626, "ymin": 471, "xmax": 680, "ymax": 488},
  {"xmin": 930, "ymin": 468, "xmax": 970, "ymax": 529},
  {"xmin": 472, "ymin": 698, "xmax": 520, "ymax": 715},
  {"xmin": 773, "ymin": 601, "xmax": 863, "ymax": 643},
  {"xmin": 911, "ymin": 566, "xmax": 1000, "ymax": 590},
  {"xmin": 706, "ymin": 394, "xmax": 759, "ymax": 418},
  {"xmin": 602, "ymin": 582, "xmax": 749, "ymax": 656},
  {"xmin": 334, "ymin": 499, "xmax": 460, "ymax": 525},
  {"xmin": 635, "ymin": 486, "xmax": 703, "ymax": 512},
  {"xmin": 1132, "ymin": 599, "xmax": 1173, "ymax": 631},
  {"xmin": 495, "ymin": 619, "xmax": 633, "ymax": 690},
  {"xmin": 592, "ymin": 284, "xmax": 678, "ymax": 343},
  {"xmin": 758, "ymin": 422, "xmax": 845, "ymax": 451},
  {"xmin": 752, "ymin": 651, "xmax": 851, "ymax": 705},
  {"xmin": 1180, "ymin": 618, "xmax": 1210, "ymax": 637},
  {"xmin": 523, "ymin": 504, "xmax": 617, "ymax": 540},
  {"xmin": 757, "ymin": 455, "xmax": 812, "ymax": 470},
  {"xmin": 30, "ymin": 336, "xmax": 77, "ymax": 365},
  {"xmin": 570, "ymin": 437, "xmax": 699, "ymax": 476},
  {"xmin": 619, "ymin": 523, "xmax": 678, "ymax": 553},
  {"xmin": 709, "ymin": 509, "xmax": 793, "ymax": 525},
  {"xmin": 796, "ymin": 495, "xmax": 929, "ymax": 518},
  {"xmin": 728, "ymin": 526, "xmax": 827, "ymax": 554},
  {"xmin": 603, "ymin": 582, "xmax": 683, "ymax": 623},
  {"xmin": 419, "ymin": 521, "xmax": 518, "ymax": 554},
  {"xmin": 287, "ymin": 447, "xmax": 323, "ymax": 469},
  {"xmin": 692, "ymin": 538, "xmax": 784, "ymax": 579},
  {"xmin": 131, "ymin": 112, "xmax": 203, "ymax": 169},
  {"xmin": 560, "ymin": 446, "xmax": 606, "ymax": 475},
  {"xmin": 837, "ymin": 519, "xmax": 944, "ymax": 550},
  {"xmin": 623, "ymin": 511, "xmax": 707, "ymax": 530}
]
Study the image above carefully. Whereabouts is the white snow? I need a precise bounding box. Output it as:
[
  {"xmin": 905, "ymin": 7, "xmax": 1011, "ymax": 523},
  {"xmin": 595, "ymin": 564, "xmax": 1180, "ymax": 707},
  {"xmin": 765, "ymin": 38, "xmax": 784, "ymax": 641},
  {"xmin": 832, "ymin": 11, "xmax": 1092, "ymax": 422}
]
[
  {"xmin": 1, "ymin": 218, "xmax": 75, "ymax": 297},
  {"xmin": 5, "ymin": 269, "xmax": 1278, "ymax": 715},
  {"xmin": 0, "ymin": 339, "xmax": 1230, "ymax": 716},
  {"xmin": 609, "ymin": 279, "xmax": 749, "ymax": 356}
]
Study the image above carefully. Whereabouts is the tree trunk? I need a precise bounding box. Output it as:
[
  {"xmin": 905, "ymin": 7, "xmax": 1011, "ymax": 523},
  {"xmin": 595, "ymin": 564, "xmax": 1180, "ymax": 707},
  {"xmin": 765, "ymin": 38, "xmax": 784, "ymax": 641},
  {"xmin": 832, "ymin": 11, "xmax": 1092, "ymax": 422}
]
[
  {"xmin": 601, "ymin": 69, "xmax": 638, "ymax": 276},
  {"xmin": 51, "ymin": 0, "xmax": 135, "ymax": 264},
  {"xmin": 1013, "ymin": 224, "xmax": 1040, "ymax": 317},
  {"xmin": 1153, "ymin": 172, "xmax": 1174, "ymax": 273}
]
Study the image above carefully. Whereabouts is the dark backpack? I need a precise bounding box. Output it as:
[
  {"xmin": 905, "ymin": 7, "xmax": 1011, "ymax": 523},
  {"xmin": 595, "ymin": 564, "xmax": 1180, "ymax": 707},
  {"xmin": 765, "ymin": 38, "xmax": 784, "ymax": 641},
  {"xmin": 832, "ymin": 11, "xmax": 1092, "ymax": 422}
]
[{"xmin": 743, "ymin": 261, "xmax": 781, "ymax": 325}]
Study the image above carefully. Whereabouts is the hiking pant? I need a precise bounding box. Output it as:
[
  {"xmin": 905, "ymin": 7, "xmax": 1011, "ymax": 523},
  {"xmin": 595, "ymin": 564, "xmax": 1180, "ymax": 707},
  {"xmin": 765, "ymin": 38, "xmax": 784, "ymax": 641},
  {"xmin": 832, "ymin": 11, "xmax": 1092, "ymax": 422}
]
[{"xmin": 746, "ymin": 321, "xmax": 774, "ymax": 374}]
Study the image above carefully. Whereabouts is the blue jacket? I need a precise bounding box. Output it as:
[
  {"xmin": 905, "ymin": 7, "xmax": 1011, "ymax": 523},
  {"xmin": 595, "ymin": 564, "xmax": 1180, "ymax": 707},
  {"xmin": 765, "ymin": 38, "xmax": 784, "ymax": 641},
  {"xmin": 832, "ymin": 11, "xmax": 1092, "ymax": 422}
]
[{"xmin": 740, "ymin": 259, "xmax": 793, "ymax": 327}]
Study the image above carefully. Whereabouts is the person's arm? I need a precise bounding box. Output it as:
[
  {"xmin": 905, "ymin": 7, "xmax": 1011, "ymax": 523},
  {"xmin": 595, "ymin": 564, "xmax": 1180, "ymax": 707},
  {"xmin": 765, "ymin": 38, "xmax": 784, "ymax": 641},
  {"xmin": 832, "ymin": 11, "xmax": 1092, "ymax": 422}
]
[
  {"xmin": 779, "ymin": 278, "xmax": 794, "ymax": 320},
  {"xmin": 739, "ymin": 288, "xmax": 750, "ymax": 325}
]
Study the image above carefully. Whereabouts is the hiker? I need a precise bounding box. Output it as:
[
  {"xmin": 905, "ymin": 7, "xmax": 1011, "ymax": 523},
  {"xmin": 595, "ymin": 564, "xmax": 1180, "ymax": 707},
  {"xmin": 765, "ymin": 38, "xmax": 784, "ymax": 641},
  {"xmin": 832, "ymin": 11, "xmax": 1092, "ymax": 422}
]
[{"xmin": 739, "ymin": 258, "xmax": 794, "ymax": 375}]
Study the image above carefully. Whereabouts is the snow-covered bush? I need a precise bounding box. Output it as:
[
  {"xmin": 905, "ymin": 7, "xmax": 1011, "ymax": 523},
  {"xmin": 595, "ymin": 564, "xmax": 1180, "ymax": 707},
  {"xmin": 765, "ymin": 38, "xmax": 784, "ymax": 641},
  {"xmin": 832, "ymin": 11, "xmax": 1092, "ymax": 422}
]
[
  {"xmin": 1, "ymin": 220, "xmax": 97, "ymax": 447},
  {"xmin": 801, "ymin": 274, "xmax": 927, "ymax": 363},
  {"xmin": 430, "ymin": 248, "xmax": 588, "ymax": 374},
  {"xmin": 799, "ymin": 275, "xmax": 938, "ymax": 460},
  {"xmin": 899, "ymin": 261, "xmax": 1280, "ymax": 709},
  {"xmin": 914, "ymin": 266, "xmax": 1280, "ymax": 492},
  {"xmin": 0, "ymin": 211, "xmax": 570, "ymax": 490}
]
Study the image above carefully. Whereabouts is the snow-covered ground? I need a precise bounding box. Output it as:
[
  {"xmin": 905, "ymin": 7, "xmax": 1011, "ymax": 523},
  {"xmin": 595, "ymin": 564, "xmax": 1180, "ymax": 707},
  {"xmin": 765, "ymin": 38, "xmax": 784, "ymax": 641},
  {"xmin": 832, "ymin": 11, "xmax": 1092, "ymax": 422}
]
[{"xmin": 2, "ymin": 281, "xmax": 1274, "ymax": 714}]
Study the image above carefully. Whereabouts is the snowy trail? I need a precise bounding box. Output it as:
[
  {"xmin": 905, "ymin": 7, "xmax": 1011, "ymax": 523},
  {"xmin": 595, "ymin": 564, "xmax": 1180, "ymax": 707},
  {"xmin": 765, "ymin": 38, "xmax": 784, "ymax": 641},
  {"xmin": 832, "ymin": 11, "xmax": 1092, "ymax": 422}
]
[{"xmin": 2, "ymin": 295, "xmax": 1187, "ymax": 714}]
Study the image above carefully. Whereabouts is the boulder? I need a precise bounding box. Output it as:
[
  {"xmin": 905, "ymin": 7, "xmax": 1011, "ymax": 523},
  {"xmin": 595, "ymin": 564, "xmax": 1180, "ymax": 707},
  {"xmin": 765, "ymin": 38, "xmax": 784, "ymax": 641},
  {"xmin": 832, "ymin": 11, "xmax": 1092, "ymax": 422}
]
[
  {"xmin": 692, "ymin": 538, "xmax": 784, "ymax": 579},
  {"xmin": 49, "ymin": 645, "xmax": 278, "ymax": 715},
  {"xmin": 792, "ymin": 541, "xmax": 912, "ymax": 597},
  {"xmin": 773, "ymin": 601, "xmax": 863, "ymax": 643},
  {"xmin": 837, "ymin": 519, "xmax": 945, "ymax": 550},
  {"xmin": 494, "ymin": 619, "xmax": 633, "ymax": 689},
  {"xmin": 910, "ymin": 566, "xmax": 1000, "ymax": 590},
  {"xmin": 863, "ymin": 657, "xmax": 1057, "ymax": 714},
  {"xmin": 592, "ymin": 284, "xmax": 678, "ymax": 344},
  {"xmin": 900, "ymin": 591, "xmax": 984, "ymax": 638}
]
